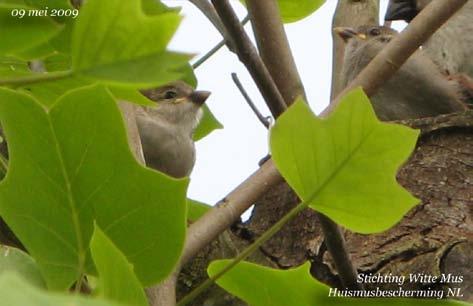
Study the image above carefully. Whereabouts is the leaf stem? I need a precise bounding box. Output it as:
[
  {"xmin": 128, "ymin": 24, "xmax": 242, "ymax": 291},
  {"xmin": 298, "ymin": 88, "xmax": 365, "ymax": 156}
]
[
  {"xmin": 0, "ymin": 70, "xmax": 73, "ymax": 86},
  {"xmin": 176, "ymin": 202, "xmax": 308, "ymax": 306}
]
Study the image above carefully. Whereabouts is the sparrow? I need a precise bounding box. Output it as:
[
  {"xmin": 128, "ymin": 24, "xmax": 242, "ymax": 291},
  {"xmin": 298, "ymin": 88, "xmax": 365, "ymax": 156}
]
[
  {"xmin": 335, "ymin": 25, "xmax": 467, "ymax": 121},
  {"xmin": 385, "ymin": 0, "xmax": 473, "ymax": 77},
  {"xmin": 137, "ymin": 81, "xmax": 210, "ymax": 178}
]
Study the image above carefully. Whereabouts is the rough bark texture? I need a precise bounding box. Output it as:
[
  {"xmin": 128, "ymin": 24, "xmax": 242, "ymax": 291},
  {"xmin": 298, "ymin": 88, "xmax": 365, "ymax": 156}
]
[{"xmin": 331, "ymin": 0, "xmax": 379, "ymax": 99}]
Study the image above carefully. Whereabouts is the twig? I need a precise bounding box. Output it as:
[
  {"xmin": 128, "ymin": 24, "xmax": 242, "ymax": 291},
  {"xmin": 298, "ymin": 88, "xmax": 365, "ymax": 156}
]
[
  {"xmin": 188, "ymin": 0, "xmax": 235, "ymax": 51},
  {"xmin": 231, "ymin": 72, "xmax": 270, "ymax": 129},
  {"xmin": 211, "ymin": 0, "xmax": 287, "ymax": 118},
  {"xmin": 192, "ymin": 15, "xmax": 250, "ymax": 70}
]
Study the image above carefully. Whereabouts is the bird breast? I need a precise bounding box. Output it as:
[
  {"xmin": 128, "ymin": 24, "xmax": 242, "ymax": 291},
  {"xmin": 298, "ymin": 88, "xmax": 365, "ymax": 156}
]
[{"xmin": 136, "ymin": 114, "xmax": 196, "ymax": 178}]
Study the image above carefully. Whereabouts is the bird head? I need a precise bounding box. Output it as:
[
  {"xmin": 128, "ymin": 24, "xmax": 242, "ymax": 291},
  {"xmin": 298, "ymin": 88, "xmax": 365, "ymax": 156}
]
[
  {"xmin": 334, "ymin": 25, "xmax": 397, "ymax": 60},
  {"xmin": 334, "ymin": 25, "xmax": 396, "ymax": 44},
  {"xmin": 139, "ymin": 80, "xmax": 211, "ymax": 129},
  {"xmin": 335, "ymin": 26, "xmax": 399, "ymax": 90}
]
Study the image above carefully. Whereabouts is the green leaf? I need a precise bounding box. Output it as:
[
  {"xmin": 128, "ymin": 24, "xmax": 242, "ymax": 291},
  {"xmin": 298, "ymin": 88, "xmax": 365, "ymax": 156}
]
[
  {"xmin": 208, "ymin": 260, "xmax": 471, "ymax": 306},
  {"xmin": 72, "ymin": 0, "xmax": 190, "ymax": 87},
  {"xmin": 90, "ymin": 225, "xmax": 147, "ymax": 306},
  {"xmin": 209, "ymin": 261, "xmax": 322, "ymax": 305},
  {"xmin": 0, "ymin": 272, "xmax": 125, "ymax": 306},
  {"xmin": 194, "ymin": 104, "xmax": 223, "ymax": 141},
  {"xmin": 187, "ymin": 198, "xmax": 211, "ymax": 222},
  {"xmin": 270, "ymin": 88, "xmax": 419, "ymax": 233},
  {"xmin": 278, "ymin": 0, "xmax": 325, "ymax": 23},
  {"xmin": 141, "ymin": 0, "xmax": 181, "ymax": 15},
  {"xmin": 0, "ymin": 245, "xmax": 46, "ymax": 288},
  {"xmin": 0, "ymin": 3, "xmax": 62, "ymax": 55},
  {"xmin": 0, "ymin": 85, "xmax": 187, "ymax": 289}
]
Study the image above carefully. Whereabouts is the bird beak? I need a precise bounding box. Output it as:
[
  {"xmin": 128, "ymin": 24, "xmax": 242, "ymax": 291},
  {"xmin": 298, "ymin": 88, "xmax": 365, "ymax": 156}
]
[
  {"xmin": 334, "ymin": 27, "xmax": 366, "ymax": 42},
  {"xmin": 189, "ymin": 90, "xmax": 211, "ymax": 106},
  {"xmin": 385, "ymin": 0, "xmax": 417, "ymax": 22}
]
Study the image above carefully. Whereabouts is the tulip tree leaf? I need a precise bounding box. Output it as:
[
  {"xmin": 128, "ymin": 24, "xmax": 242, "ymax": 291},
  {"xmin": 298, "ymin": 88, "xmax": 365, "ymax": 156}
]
[
  {"xmin": 72, "ymin": 0, "xmax": 190, "ymax": 87},
  {"xmin": 0, "ymin": 85, "xmax": 188, "ymax": 290},
  {"xmin": 278, "ymin": 0, "xmax": 326, "ymax": 23},
  {"xmin": 90, "ymin": 225, "xmax": 147, "ymax": 306},
  {"xmin": 270, "ymin": 88, "xmax": 419, "ymax": 233},
  {"xmin": 0, "ymin": 3, "xmax": 62, "ymax": 55},
  {"xmin": 0, "ymin": 273, "xmax": 125, "ymax": 306},
  {"xmin": 194, "ymin": 105, "xmax": 223, "ymax": 141},
  {"xmin": 208, "ymin": 260, "xmax": 471, "ymax": 306},
  {"xmin": 0, "ymin": 245, "xmax": 46, "ymax": 288}
]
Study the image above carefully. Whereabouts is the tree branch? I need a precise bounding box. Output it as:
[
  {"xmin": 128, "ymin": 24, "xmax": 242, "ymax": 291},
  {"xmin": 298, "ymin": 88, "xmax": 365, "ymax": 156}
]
[
  {"xmin": 181, "ymin": 159, "xmax": 283, "ymax": 265},
  {"xmin": 211, "ymin": 0, "xmax": 287, "ymax": 118},
  {"xmin": 246, "ymin": 0, "xmax": 306, "ymax": 104}
]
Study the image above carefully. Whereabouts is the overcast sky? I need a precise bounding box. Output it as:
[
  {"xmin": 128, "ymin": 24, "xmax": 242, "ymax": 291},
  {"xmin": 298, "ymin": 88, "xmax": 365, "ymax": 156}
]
[{"xmin": 162, "ymin": 0, "xmax": 405, "ymax": 208}]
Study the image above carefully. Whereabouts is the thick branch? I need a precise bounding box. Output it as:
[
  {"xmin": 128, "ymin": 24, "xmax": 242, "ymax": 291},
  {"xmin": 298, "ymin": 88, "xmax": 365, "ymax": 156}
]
[
  {"xmin": 182, "ymin": 160, "xmax": 283, "ymax": 265},
  {"xmin": 330, "ymin": 0, "xmax": 379, "ymax": 100},
  {"xmin": 246, "ymin": 0, "xmax": 306, "ymax": 104},
  {"xmin": 211, "ymin": 0, "xmax": 287, "ymax": 118}
]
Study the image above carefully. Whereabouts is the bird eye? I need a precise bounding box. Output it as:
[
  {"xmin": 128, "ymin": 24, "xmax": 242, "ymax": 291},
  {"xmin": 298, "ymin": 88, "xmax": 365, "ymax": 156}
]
[
  {"xmin": 164, "ymin": 90, "xmax": 177, "ymax": 99},
  {"xmin": 369, "ymin": 28, "xmax": 381, "ymax": 36}
]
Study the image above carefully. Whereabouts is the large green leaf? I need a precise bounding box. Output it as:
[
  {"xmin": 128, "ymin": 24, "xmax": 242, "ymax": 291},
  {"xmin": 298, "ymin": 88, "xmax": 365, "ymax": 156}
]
[
  {"xmin": 270, "ymin": 89, "xmax": 419, "ymax": 233},
  {"xmin": 208, "ymin": 260, "xmax": 471, "ymax": 306},
  {"xmin": 72, "ymin": 0, "xmax": 190, "ymax": 87},
  {"xmin": 278, "ymin": 0, "xmax": 325, "ymax": 23},
  {"xmin": 0, "ymin": 272, "xmax": 125, "ymax": 306},
  {"xmin": 0, "ymin": 245, "xmax": 46, "ymax": 288},
  {"xmin": 0, "ymin": 3, "xmax": 62, "ymax": 55},
  {"xmin": 91, "ymin": 225, "xmax": 147, "ymax": 306},
  {"xmin": 0, "ymin": 85, "xmax": 187, "ymax": 290}
]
